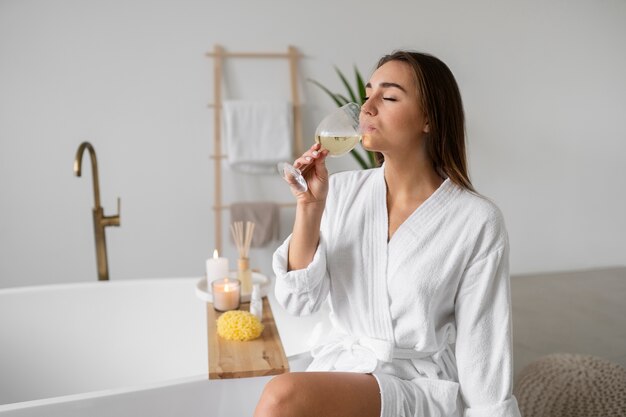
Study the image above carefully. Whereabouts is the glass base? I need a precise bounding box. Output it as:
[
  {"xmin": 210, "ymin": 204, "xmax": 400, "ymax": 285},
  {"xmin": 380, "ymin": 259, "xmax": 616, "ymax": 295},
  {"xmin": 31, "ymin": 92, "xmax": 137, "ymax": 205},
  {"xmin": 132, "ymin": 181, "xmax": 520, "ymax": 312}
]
[{"xmin": 277, "ymin": 162, "xmax": 308, "ymax": 193}]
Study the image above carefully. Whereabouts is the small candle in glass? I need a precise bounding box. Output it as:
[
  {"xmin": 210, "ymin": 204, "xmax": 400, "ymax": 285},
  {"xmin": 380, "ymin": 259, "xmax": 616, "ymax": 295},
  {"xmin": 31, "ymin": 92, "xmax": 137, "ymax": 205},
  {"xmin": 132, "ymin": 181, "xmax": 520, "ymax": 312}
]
[{"xmin": 211, "ymin": 278, "xmax": 241, "ymax": 311}]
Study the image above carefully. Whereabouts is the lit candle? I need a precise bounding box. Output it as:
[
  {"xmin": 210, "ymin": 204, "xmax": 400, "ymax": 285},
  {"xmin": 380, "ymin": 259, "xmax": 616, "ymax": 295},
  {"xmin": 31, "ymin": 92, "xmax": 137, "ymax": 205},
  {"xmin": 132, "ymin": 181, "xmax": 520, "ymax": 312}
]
[
  {"xmin": 206, "ymin": 249, "xmax": 229, "ymax": 283},
  {"xmin": 211, "ymin": 278, "xmax": 241, "ymax": 311}
]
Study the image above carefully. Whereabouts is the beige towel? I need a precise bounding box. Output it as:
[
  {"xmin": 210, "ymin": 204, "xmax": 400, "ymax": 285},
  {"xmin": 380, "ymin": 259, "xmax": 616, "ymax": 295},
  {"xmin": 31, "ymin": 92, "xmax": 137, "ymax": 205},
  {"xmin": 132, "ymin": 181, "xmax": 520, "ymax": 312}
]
[{"xmin": 230, "ymin": 202, "xmax": 279, "ymax": 247}]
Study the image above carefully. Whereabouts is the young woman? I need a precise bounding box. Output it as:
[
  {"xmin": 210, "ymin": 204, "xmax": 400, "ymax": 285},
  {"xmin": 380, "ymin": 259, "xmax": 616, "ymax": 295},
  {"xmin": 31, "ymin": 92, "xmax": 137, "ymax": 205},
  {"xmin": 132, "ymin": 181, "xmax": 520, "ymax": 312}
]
[{"xmin": 254, "ymin": 51, "xmax": 521, "ymax": 417}]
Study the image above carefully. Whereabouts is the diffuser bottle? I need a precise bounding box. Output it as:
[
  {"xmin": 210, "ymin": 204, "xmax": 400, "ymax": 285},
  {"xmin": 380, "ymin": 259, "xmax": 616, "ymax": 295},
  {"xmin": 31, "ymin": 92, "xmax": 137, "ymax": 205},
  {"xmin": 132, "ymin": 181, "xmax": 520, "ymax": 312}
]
[{"xmin": 238, "ymin": 258, "xmax": 253, "ymax": 294}]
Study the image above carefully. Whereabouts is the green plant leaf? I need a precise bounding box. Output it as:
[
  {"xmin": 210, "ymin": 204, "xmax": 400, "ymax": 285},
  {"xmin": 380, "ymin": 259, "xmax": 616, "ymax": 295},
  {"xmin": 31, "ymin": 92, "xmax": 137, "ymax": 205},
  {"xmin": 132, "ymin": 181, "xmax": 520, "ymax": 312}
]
[
  {"xmin": 335, "ymin": 94, "xmax": 350, "ymax": 105},
  {"xmin": 308, "ymin": 78, "xmax": 346, "ymax": 107},
  {"xmin": 366, "ymin": 149, "xmax": 377, "ymax": 168},
  {"xmin": 355, "ymin": 67, "xmax": 366, "ymax": 104},
  {"xmin": 335, "ymin": 67, "xmax": 357, "ymax": 103},
  {"xmin": 350, "ymin": 148, "xmax": 369, "ymax": 169}
]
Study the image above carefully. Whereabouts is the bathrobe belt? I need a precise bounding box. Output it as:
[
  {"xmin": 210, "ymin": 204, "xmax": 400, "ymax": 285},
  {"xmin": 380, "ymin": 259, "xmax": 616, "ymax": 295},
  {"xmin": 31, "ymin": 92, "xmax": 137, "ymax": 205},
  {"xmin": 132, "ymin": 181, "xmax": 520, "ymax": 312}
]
[{"xmin": 309, "ymin": 331, "xmax": 457, "ymax": 379}]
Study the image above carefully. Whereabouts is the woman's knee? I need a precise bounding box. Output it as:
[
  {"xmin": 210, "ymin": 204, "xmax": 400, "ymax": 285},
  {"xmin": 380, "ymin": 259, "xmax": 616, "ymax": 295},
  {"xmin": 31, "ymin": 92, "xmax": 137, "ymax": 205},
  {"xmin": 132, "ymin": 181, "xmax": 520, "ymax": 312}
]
[{"xmin": 254, "ymin": 373, "xmax": 304, "ymax": 417}]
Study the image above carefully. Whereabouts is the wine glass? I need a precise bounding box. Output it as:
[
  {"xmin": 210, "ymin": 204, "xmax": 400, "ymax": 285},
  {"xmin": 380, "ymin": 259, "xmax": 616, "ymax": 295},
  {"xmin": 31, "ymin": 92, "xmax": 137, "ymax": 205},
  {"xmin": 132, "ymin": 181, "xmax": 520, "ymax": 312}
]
[{"xmin": 278, "ymin": 102, "xmax": 361, "ymax": 193}]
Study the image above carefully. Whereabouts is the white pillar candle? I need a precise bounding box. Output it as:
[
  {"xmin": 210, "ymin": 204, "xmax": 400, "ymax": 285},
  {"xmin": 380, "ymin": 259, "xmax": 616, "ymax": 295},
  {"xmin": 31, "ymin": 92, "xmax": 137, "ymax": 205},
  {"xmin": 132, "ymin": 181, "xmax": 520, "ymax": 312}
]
[
  {"xmin": 211, "ymin": 278, "xmax": 241, "ymax": 311},
  {"xmin": 206, "ymin": 249, "xmax": 229, "ymax": 283}
]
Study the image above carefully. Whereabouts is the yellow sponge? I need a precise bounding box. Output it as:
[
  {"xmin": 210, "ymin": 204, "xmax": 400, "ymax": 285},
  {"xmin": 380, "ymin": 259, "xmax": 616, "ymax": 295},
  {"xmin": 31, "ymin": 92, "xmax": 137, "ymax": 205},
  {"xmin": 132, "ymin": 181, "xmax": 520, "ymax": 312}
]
[{"xmin": 216, "ymin": 310, "xmax": 264, "ymax": 341}]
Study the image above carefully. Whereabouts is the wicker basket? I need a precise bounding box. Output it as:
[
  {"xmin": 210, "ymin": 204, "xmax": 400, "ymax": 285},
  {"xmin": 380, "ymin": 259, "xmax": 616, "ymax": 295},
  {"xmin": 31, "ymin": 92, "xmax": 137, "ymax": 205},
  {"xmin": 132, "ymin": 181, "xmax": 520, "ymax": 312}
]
[{"xmin": 514, "ymin": 353, "xmax": 626, "ymax": 417}]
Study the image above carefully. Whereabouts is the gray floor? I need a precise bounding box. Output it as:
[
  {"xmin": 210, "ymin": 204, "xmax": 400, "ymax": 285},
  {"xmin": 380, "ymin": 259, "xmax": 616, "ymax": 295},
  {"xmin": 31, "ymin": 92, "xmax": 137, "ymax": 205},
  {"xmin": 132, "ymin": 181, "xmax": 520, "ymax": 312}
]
[{"xmin": 510, "ymin": 266, "xmax": 626, "ymax": 384}]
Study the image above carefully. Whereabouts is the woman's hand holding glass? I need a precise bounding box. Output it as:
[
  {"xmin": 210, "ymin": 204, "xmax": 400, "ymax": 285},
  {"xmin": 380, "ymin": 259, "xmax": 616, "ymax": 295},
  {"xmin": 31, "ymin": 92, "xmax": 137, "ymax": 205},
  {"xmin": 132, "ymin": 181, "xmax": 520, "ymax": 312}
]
[
  {"xmin": 278, "ymin": 102, "xmax": 362, "ymax": 194},
  {"xmin": 287, "ymin": 143, "xmax": 330, "ymax": 205}
]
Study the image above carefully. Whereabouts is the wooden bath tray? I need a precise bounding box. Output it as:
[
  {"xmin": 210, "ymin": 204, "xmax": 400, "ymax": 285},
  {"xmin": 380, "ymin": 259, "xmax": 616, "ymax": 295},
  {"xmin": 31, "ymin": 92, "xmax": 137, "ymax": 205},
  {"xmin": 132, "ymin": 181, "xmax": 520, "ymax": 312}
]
[{"xmin": 207, "ymin": 297, "xmax": 289, "ymax": 379}]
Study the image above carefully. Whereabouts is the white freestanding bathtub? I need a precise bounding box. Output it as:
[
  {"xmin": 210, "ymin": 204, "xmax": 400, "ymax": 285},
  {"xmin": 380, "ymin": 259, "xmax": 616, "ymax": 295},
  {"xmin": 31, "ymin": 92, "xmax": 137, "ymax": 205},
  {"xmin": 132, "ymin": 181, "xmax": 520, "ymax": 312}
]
[{"xmin": 0, "ymin": 278, "xmax": 321, "ymax": 416}]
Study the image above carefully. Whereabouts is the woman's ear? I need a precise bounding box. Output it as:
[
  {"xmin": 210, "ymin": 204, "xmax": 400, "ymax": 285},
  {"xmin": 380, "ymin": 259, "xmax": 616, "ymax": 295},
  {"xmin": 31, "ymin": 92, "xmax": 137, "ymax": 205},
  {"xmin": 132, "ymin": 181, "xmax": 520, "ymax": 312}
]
[{"xmin": 423, "ymin": 120, "xmax": 430, "ymax": 134}]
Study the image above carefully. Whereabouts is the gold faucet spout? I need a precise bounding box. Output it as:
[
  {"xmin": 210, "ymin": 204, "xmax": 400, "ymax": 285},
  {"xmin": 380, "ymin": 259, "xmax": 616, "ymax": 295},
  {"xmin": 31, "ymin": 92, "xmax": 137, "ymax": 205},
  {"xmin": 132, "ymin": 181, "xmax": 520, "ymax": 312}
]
[
  {"xmin": 74, "ymin": 141, "xmax": 121, "ymax": 281},
  {"xmin": 74, "ymin": 142, "xmax": 102, "ymax": 209}
]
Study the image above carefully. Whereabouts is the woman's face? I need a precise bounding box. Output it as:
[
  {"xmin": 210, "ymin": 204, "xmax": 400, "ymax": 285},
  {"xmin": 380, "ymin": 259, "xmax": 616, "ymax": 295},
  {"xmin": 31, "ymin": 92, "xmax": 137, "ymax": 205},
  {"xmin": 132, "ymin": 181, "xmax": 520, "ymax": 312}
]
[{"xmin": 360, "ymin": 60, "xmax": 429, "ymax": 156}]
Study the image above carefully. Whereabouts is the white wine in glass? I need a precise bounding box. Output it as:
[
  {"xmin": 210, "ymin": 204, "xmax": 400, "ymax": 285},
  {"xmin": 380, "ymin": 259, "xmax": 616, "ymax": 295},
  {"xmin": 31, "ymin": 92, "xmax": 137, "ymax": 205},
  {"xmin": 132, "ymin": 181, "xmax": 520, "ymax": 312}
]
[
  {"xmin": 278, "ymin": 102, "xmax": 361, "ymax": 193},
  {"xmin": 315, "ymin": 134, "xmax": 361, "ymax": 157}
]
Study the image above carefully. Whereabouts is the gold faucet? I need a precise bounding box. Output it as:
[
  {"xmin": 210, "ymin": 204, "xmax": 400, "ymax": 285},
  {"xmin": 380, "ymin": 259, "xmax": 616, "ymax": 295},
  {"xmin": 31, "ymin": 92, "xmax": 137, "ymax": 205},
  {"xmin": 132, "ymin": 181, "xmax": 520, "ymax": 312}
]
[{"xmin": 73, "ymin": 142, "xmax": 121, "ymax": 281}]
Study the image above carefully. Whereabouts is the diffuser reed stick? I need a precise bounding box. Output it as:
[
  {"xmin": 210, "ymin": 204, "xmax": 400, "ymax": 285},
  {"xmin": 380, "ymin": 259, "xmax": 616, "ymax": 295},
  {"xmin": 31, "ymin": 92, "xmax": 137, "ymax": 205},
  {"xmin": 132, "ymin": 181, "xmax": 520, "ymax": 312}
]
[{"xmin": 230, "ymin": 221, "xmax": 255, "ymax": 293}]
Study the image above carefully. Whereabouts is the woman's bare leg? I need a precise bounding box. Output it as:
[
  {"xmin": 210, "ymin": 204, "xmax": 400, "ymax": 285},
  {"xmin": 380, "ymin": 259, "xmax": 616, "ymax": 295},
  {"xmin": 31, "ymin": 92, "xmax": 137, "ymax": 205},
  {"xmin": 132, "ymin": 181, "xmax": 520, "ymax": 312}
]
[{"xmin": 254, "ymin": 372, "xmax": 381, "ymax": 417}]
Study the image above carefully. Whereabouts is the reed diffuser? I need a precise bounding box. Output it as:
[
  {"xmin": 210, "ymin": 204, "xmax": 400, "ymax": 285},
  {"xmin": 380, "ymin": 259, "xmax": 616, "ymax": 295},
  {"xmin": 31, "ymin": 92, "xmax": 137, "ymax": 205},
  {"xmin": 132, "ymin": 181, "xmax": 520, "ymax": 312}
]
[{"xmin": 230, "ymin": 221, "xmax": 255, "ymax": 294}]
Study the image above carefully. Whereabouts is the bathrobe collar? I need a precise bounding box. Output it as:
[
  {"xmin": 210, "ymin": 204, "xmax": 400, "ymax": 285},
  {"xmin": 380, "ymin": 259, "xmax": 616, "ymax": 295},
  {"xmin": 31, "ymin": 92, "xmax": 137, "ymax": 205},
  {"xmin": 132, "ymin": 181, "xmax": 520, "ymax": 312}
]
[
  {"xmin": 367, "ymin": 166, "xmax": 459, "ymax": 341},
  {"xmin": 367, "ymin": 167, "xmax": 394, "ymax": 341},
  {"xmin": 378, "ymin": 164, "xmax": 457, "ymax": 249}
]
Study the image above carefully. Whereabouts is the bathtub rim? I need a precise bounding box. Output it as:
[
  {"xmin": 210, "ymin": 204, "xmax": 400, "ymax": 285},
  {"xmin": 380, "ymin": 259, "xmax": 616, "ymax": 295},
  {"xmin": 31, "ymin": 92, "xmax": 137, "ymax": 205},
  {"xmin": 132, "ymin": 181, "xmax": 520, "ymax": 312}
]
[
  {"xmin": 0, "ymin": 277, "xmax": 201, "ymax": 295},
  {"xmin": 0, "ymin": 373, "xmax": 209, "ymax": 412},
  {"xmin": 0, "ymin": 352, "xmax": 313, "ymax": 412}
]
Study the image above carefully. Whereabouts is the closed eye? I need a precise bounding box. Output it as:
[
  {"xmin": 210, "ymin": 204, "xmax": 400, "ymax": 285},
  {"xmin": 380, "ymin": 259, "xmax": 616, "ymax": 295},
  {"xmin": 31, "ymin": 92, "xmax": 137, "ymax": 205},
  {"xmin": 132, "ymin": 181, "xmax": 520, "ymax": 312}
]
[{"xmin": 363, "ymin": 96, "xmax": 397, "ymax": 102}]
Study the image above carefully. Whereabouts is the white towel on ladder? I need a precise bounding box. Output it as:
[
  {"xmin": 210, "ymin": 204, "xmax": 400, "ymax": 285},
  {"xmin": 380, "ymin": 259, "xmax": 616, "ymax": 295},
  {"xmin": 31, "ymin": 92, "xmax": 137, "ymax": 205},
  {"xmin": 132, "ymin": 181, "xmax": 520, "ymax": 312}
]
[{"xmin": 222, "ymin": 100, "xmax": 293, "ymax": 174}]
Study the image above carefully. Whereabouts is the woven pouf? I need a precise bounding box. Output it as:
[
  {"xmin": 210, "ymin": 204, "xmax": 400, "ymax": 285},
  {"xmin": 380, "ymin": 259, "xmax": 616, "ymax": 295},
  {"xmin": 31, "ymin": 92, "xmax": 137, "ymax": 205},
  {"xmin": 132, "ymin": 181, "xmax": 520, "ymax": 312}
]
[{"xmin": 513, "ymin": 353, "xmax": 626, "ymax": 417}]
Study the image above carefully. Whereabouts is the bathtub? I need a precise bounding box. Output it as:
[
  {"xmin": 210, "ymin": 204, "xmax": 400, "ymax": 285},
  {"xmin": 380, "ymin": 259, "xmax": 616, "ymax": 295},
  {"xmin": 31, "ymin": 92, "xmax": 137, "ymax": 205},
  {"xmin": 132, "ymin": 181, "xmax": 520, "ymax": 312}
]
[{"xmin": 0, "ymin": 278, "xmax": 322, "ymax": 416}]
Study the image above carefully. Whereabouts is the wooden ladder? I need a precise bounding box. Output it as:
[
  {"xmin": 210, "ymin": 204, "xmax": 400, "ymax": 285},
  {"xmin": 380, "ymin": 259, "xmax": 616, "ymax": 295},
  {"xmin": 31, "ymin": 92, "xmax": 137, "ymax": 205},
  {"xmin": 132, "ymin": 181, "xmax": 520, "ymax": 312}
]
[{"xmin": 205, "ymin": 45, "xmax": 303, "ymax": 254}]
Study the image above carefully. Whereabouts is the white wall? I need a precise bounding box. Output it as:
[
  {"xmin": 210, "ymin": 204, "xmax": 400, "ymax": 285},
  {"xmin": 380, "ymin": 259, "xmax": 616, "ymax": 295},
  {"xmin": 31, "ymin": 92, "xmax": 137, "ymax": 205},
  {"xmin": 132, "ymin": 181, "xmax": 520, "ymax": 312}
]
[{"xmin": 1, "ymin": 0, "xmax": 625, "ymax": 288}]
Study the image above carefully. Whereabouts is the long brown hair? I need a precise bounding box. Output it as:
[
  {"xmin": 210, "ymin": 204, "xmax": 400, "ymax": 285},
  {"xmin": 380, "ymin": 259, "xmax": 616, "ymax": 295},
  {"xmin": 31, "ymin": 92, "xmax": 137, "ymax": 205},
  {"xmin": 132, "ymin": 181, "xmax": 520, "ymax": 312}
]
[{"xmin": 375, "ymin": 51, "xmax": 474, "ymax": 192}]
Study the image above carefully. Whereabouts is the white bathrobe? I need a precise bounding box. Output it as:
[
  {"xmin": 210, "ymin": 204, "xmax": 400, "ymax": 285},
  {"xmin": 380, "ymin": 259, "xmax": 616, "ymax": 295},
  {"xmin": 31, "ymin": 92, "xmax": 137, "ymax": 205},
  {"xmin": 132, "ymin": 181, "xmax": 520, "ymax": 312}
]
[{"xmin": 273, "ymin": 166, "xmax": 521, "ymax": 417}]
